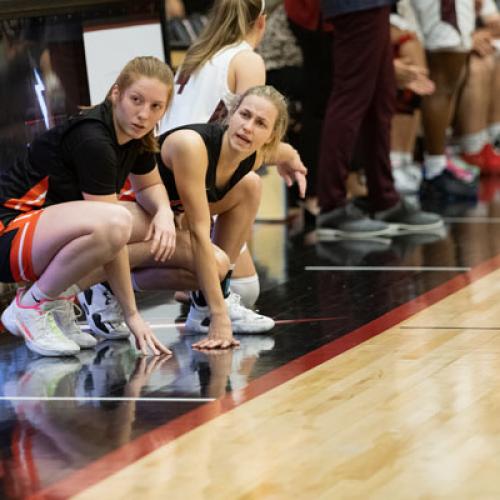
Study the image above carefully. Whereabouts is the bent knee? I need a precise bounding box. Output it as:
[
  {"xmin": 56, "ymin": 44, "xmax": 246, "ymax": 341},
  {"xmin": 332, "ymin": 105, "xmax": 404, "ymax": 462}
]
[
  {"xmin": 96, "ymin": 205, "xmax": 133, "ymax": 250},
  {"xmin": 239, "ymin": 172, "xmax": 262, "ymax": 204}
]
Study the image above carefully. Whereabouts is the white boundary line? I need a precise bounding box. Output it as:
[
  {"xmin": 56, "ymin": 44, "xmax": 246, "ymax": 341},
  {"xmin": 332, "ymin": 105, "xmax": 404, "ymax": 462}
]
[
  {"xmin": 444, "ymin": 217, "xmax": 500, "ymax": 223},
  {"xmin": 305, "ymin": 266, "xmax": 471, "ymax": 272},
  {"xmin": 0, "ymin": 396, "xmax": 215, "ymax": 402}
]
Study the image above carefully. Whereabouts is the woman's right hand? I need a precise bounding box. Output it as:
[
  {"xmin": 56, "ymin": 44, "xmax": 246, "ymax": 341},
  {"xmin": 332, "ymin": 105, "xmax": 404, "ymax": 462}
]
[
  {"xmin": 125, "ymin": 311, "xmax": 172, "ymax": 356},
  {"xmin": 192, "ymin": 312, "xmax": 240, "ymax": 350}
]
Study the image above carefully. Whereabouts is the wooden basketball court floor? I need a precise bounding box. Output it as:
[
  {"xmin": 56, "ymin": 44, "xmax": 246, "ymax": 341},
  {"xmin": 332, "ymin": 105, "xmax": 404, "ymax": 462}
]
[{"xmin": 2, "ymin": 182, "xmax": 500, "ymax": 499}]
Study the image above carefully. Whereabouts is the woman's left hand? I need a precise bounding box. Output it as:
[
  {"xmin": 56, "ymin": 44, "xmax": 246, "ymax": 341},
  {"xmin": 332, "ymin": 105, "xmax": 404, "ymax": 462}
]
[
  {"xmin": 145, "ymin": 207, "xmax": 176, "ymax": 262},
  {"xmin": 277, "ymin": 154, "xmax": 308, "ymax": 198}
]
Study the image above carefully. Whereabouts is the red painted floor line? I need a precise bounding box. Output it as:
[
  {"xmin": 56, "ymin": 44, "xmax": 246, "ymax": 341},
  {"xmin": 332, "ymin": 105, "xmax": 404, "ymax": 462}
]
[{"xmin": 30, "ymin": 255, "xmax": 500, "ymax": 500}]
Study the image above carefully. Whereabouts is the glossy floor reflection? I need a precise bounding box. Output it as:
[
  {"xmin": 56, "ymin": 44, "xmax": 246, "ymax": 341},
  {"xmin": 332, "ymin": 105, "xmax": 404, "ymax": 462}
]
[{"xmin": 3, "ymin": 184, "xmax": 500, "ymax": 497}]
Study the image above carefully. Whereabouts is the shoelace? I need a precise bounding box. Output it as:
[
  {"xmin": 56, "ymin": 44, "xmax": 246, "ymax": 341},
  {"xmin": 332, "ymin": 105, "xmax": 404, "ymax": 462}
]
[
  {"xmin": 55, "ymin": 300, "xmax": 83, "ymax": 333},
  {"xmin": 33, "ymin": 304, "xmax": 72, "ymax": 341},
  {"xmin": 227, "ymin": 293, "xmax": 262, "ymax": 319}
]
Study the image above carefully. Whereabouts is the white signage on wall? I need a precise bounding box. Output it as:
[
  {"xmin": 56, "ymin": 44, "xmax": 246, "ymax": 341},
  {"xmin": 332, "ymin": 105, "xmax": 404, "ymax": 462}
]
[{"xmin": 83, "ymin": 22, "xmax": 165, "ymax": 105}]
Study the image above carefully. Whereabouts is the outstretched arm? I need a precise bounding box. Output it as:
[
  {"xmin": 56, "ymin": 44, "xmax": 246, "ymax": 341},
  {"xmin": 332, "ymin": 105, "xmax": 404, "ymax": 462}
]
[{"xmin": 262, "ymin": 142, "xmax": 308, "ymax": 198}]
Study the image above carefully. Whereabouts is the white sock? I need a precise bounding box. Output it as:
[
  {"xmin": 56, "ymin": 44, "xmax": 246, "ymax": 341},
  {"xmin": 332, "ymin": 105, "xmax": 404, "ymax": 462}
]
[
  {"xmin": 390, "ymin": 151, "xmax": 405, "ymax": 169},
  {"xmin": 401, "ymin": 152, "xmax": 412, "ymax": 165},
  {"xmin": 459, "ymin": 130, "xmax": 488, "ymax": 154},
  {"xmin": 424, "ymin": 154, "xmax": 446, "ymax": 179},
  {"xmin": 230, "ymin": 274, "xmax": 260, "ymax": 308},
  {"xmin": 21, "ymin": 282, "xmax": 57, "ymax": 307},
  {"xmin": 488, "ymin": 122, "xmax": 500, "ymax": 144}
]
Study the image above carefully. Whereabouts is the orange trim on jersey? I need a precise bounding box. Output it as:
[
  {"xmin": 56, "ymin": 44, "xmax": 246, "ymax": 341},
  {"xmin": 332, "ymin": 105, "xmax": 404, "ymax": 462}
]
[
  {"xmin": 6, "ymin": 210, "xmax": 43, "ymax": 282},
  {"xmin": 119, "ymin": 177, "xmax": 137, "ymax": 201},
  {"xmin": 4, "ymin": 177, "xmax": 48, "ymax": 212}
]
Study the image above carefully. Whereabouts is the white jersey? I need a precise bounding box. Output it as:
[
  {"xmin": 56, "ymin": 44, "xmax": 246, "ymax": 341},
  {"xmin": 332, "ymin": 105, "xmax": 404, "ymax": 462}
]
[
  {"xmin": 410, "ymin": 0, "xmax": 475, "ymax": 51},
  {"xmin": 159, "ymin": 40, "xmax": 253, "ymax": 134}
]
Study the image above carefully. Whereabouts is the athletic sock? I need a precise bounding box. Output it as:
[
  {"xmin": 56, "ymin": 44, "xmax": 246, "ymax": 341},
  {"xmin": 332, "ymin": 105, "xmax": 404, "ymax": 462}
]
[
  {"xmin": 488, "ymin": 122, "xmax": 500, "ymax": 145},
  {"xmin": 21, "ymin": 282, "xmax": 57, "ymax": 307},
  {"xmin": 390, "ymin": 151, "xmax": 406, "ymax": 168},
  {"xmin": 460, "ymin": 130, "xmax": 488, "ymax": 154},
  {"xmin": 424, "ymin": 154, "xmax": 446, "ymax": 179},
  {"xmin": 191, "ymin": 265, "xmax": 235, "ymax": 307}
]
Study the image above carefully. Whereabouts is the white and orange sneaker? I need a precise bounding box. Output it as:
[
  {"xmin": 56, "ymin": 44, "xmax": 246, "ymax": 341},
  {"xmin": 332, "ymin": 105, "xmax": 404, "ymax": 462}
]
[
  {"xmin": 1, "ymin": 289, "xmax": 80, "ymax": 356},
  {"xmin": 52, "ymin": 297, "xmax": 97, "ymax": 349}
]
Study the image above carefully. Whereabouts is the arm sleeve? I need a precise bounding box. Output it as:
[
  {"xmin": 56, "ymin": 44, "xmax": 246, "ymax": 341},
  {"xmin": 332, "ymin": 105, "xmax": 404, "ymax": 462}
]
[
  {"xmin": 130, "ymin": 150, "xmax": 156, "ymax": 175},
  {"xmin": 63, "ymin": 122, "xmax": 121, "ymax": 195}
]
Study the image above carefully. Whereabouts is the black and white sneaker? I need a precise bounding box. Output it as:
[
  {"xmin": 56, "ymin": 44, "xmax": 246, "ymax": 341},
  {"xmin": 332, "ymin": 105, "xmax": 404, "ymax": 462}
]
[{"xmin": 78, "ymin": 284, "xmax": 130, "ymax": 340}]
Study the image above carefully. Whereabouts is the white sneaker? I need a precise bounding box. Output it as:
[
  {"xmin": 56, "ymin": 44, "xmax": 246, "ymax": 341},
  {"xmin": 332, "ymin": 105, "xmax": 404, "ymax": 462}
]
[
  {"xmin": 1, "ymin": 290, "xmax": 80, "ymax": 357},
  {"xmin": 52, "ymin": 298, "xmax": 97, "ymax": 349},
  {"xmin": 185, "ymin": 292, "xmax": 275, "ymax": 334},
  {"xmin": 78, "ymin": 284, "xmax": 130, "ymax": 340}
]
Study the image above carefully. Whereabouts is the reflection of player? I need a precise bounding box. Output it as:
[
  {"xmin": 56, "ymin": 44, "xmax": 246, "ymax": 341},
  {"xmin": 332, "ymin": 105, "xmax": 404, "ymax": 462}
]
[
  {"xmin": 168, "ymin": 334, "xmax": 275, "ymax": 398},
  {"xmin": 1, "ymin": 345, "xmax": 170, "ymax": 494}
]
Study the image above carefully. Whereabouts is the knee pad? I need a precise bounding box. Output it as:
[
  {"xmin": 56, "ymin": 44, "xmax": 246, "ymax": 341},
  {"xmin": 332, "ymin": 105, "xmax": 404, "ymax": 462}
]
[{"xmin": 230, "ymin": 274, "xmax": 260, "ymax": 308}]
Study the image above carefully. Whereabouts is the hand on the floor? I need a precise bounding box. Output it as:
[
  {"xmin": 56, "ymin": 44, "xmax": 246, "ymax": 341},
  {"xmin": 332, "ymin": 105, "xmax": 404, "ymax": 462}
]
[
  {"xmin": 126, "ymin": 311, "xmax": 172, "ymax": 356},
  {"xmin": 145, "ymin": 207, "xmax": 176, "ymax": 262},
  {"xmin": 192, "ymin": 314, "xmax": 240, "ymax": 350}
]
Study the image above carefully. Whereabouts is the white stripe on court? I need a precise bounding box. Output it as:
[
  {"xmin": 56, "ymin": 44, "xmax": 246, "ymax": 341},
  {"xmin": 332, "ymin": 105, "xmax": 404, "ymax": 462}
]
[
  {"xmin": 305, "ymin": 266, "xmax": 471, "ymax": 272},
  {"xmin": 444, "ymin": 217, "xmax": 500, "ymax": 223},
  {"xmin": 0, "ymin": 396, "xmax": 215, "ymax": 403}
]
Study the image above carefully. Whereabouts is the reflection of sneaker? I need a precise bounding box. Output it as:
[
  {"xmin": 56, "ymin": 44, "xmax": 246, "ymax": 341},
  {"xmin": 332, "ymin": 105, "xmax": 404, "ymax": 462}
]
[
  {"xmin": 316, "ymin": 203, "xmax": 392, "ymax": 240},
  {"xmin": 390, "ymin": 228, "xmax": 447, "ymax": 259},
  {"xmin": 316, "ymin": 238, "xmax": 391, "ymax": 266},
  {"xmin": 5, "ymin": 357, "xmax": 81, "ymax": 400},
  {"xmin": 52, "ymin": 299, "xmax": 97, "ymax": 349},
  {"xmin": 374, "ymin": 199, "xmax": 444, "ymax": 233},
  {"xmin": 1, "ymin": 290, "xmax": 80, "ymax": 356},
  {"xmin": 185, "ymin": 293, "xmax": 275, "ymax": 334},
  {"xmin": 78, "ymin": 284, "xmax": 130, "ymax": 340}
]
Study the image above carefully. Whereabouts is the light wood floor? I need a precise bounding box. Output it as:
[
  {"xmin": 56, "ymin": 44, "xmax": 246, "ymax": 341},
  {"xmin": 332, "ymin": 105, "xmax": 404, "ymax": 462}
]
[{"xmin": 74, "ymin": 268, "xmax": 500, "ymax": 500}]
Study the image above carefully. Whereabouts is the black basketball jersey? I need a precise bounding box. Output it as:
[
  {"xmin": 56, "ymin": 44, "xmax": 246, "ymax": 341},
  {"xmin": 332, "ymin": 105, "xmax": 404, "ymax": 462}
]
[
  {"xmin": 156, "ymin": 123, "xmax": 257, "ymax": 210},
  {"xmin": 0, "ymin": 100, "xmax": 155, "ymax": 228}
]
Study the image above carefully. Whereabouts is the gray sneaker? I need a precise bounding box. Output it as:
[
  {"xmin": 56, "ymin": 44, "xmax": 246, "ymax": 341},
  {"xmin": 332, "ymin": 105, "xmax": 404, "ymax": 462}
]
[
  {"xmin": 373, "ymin": 199, "xmax": 444, "ymax": 233},
  {"xmin": 316, "ymin": 203, "xmax": 392, "ymax": 239}
]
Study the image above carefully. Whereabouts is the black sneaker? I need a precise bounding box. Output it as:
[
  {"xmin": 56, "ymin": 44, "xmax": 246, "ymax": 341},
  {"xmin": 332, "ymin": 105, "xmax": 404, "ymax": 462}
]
[
  {"xmin": 420, "ymin": 169, "xmax": 478, "ymax": 200},
  {"xmin": 373, "ymin": 198, "xmax": 444, "ymax": 233},
  {"xmin": 316, "ymin": 202, "xmax": 392, "ymax": 239}
]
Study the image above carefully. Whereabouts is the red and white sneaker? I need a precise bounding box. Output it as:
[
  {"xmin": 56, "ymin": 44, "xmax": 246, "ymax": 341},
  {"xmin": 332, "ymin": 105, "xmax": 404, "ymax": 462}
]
[
  {"xmin": 461, "ymin": 143, "xmax": 500, "ymax": 175},
  {"xmin": 1, "ymin": 289, "xmax": 81, "ymax": 356}
]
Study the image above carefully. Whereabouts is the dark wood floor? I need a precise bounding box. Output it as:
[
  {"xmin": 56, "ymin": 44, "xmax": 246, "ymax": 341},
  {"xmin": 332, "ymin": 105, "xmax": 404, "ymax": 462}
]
[{"xmin": 1, "ymin": 180, "xmax": 500, "ymax": 498}]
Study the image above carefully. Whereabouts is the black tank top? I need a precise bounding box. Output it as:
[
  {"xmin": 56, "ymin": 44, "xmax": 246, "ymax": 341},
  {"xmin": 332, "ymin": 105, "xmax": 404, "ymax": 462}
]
[{"xmin": 156, "ymin": 123, "xmax": 257, "ymax": 209}]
